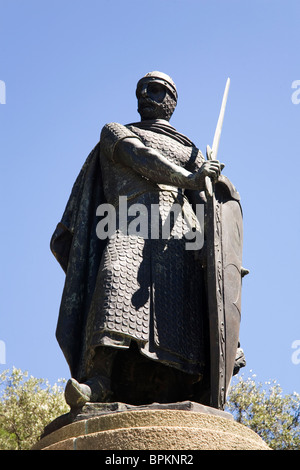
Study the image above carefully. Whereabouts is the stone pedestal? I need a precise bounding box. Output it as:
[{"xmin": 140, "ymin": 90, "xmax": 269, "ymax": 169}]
[{"xmin": 32, "ymin": 402, "xmax": 270, "ymax": 450}]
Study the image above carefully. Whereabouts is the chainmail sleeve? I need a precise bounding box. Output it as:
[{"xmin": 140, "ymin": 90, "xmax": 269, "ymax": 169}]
[{"xmin": 100, "ymin": 122, "xmax": 142, "ymax": 162}]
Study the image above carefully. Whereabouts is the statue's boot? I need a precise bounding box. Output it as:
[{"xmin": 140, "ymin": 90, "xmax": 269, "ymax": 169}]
[
  {"xmin": 64, "ymin": 378, "xmax": 91, "ymax": 408},
  {"xmin": 64, "ymin": 347, "xmax": 117, "ymax": 408},
  {"xmin": 64, "ymin": 375, "xmax": 112, "ymax": 408}
]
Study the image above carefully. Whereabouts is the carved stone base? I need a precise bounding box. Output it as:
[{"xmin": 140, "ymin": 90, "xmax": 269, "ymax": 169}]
[{"xmin": 32, "ymin": 402, "xmax": 270, "ymax": 450}]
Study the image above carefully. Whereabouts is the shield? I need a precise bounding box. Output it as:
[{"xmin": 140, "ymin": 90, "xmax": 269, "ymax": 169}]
[{"xmin": 205, "ymin": 175, "xmax": 244, "ymax": 410}]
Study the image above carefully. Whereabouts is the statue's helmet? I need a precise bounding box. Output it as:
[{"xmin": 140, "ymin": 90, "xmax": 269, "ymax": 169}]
[
  {"xmin": 136, "ymin": 71, "xmax": 178, "ymax": 121},
  {"xmin": 136, "ymin": 71, "xmax": 178, "ymax": 102}
]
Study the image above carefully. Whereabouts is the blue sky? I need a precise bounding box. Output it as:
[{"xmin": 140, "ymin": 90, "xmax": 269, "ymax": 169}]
[{"xmin": 0, "ymin": 0, "xmax": 299, "ymax": 397}]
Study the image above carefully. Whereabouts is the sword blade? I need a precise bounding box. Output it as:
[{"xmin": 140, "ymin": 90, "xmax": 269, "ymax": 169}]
[
  {"xmin": 210, "ymin": 77, "xmax": 230, "ymax": 161},
  {"xmin": 205, "ymin": 78, "xmax": 230, "ymax": 196}
]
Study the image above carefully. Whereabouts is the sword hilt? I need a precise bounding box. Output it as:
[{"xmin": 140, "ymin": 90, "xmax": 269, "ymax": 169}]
[
  {"xmin": 205, "ymin": 145, "xmax": 213, "ymax": 197},
  {"xmin": 205, "ymin": 144, "xmax": 225, "ymax": 197}
]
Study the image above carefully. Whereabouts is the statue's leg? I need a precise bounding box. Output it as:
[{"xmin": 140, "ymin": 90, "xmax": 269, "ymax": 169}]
[
  {"xmin": 64, "ymin": 347, "xmax": 117, "ymax": 408},
  {"xmin": 111, "ymin": 341, "xmax": 202, "ymax": 405}
]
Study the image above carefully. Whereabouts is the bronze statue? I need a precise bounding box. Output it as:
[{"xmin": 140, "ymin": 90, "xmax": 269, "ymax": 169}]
[{"xmin": 51, "ymin": 71, "xmax": 246, "ymax": 411}]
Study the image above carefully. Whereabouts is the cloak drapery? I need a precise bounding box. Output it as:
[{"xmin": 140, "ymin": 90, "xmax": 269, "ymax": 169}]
[{"xmin": 51, "ymin": 142, "xmax": 106, "ymax": 380}]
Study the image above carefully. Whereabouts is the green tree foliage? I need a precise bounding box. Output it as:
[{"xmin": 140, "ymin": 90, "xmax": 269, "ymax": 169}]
[
  {"xmin": 0, "ymin": 368, "xmax": 69, "ymax": 450},
  {"xmin": 226, "ymin": 374, "xmax": 300, "ymax": 450}
]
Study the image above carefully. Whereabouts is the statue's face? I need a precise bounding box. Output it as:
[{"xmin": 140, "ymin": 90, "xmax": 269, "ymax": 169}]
[{"xmin": 136, "ymin": 78, "xmax": 176, "ymax": 121}]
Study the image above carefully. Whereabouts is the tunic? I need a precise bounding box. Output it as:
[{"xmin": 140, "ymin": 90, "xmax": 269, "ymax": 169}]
[
  {"xmin": 83, "ymin": 120, "xmax": 208, "ymax": 378},
  {"xmin": 51, "ymin": 119, "xmax": 209, "ymax": 382}
]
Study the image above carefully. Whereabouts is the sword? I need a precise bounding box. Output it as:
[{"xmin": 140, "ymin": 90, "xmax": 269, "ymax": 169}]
[
  {"xmin": 205, "ymin": 77, "xmax": 230, "ymax": 197},
  {"xmin": 204, "ymin": 78, "xmax": 230, "ymax": 409}
]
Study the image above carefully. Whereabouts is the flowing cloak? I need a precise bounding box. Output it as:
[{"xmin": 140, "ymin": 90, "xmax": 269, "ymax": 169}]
[
  {"xmin": 51, "ymin": 142, "xmax": 105, "ymax": 380},
  {"xmin": 51, "ymin": 119, "xmax": 207, "ymax": 382}
]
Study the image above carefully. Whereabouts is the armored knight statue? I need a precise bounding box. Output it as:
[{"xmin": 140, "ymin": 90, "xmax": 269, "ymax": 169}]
[{"xmin": 51, "ymin": 71, "xmax": 246, "ymax": 411}]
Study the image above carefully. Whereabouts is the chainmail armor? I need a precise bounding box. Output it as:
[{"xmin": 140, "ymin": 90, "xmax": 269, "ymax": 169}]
[{"xmin": 84, "ymin": 122, "xmax": 208, "ymax": 377}]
